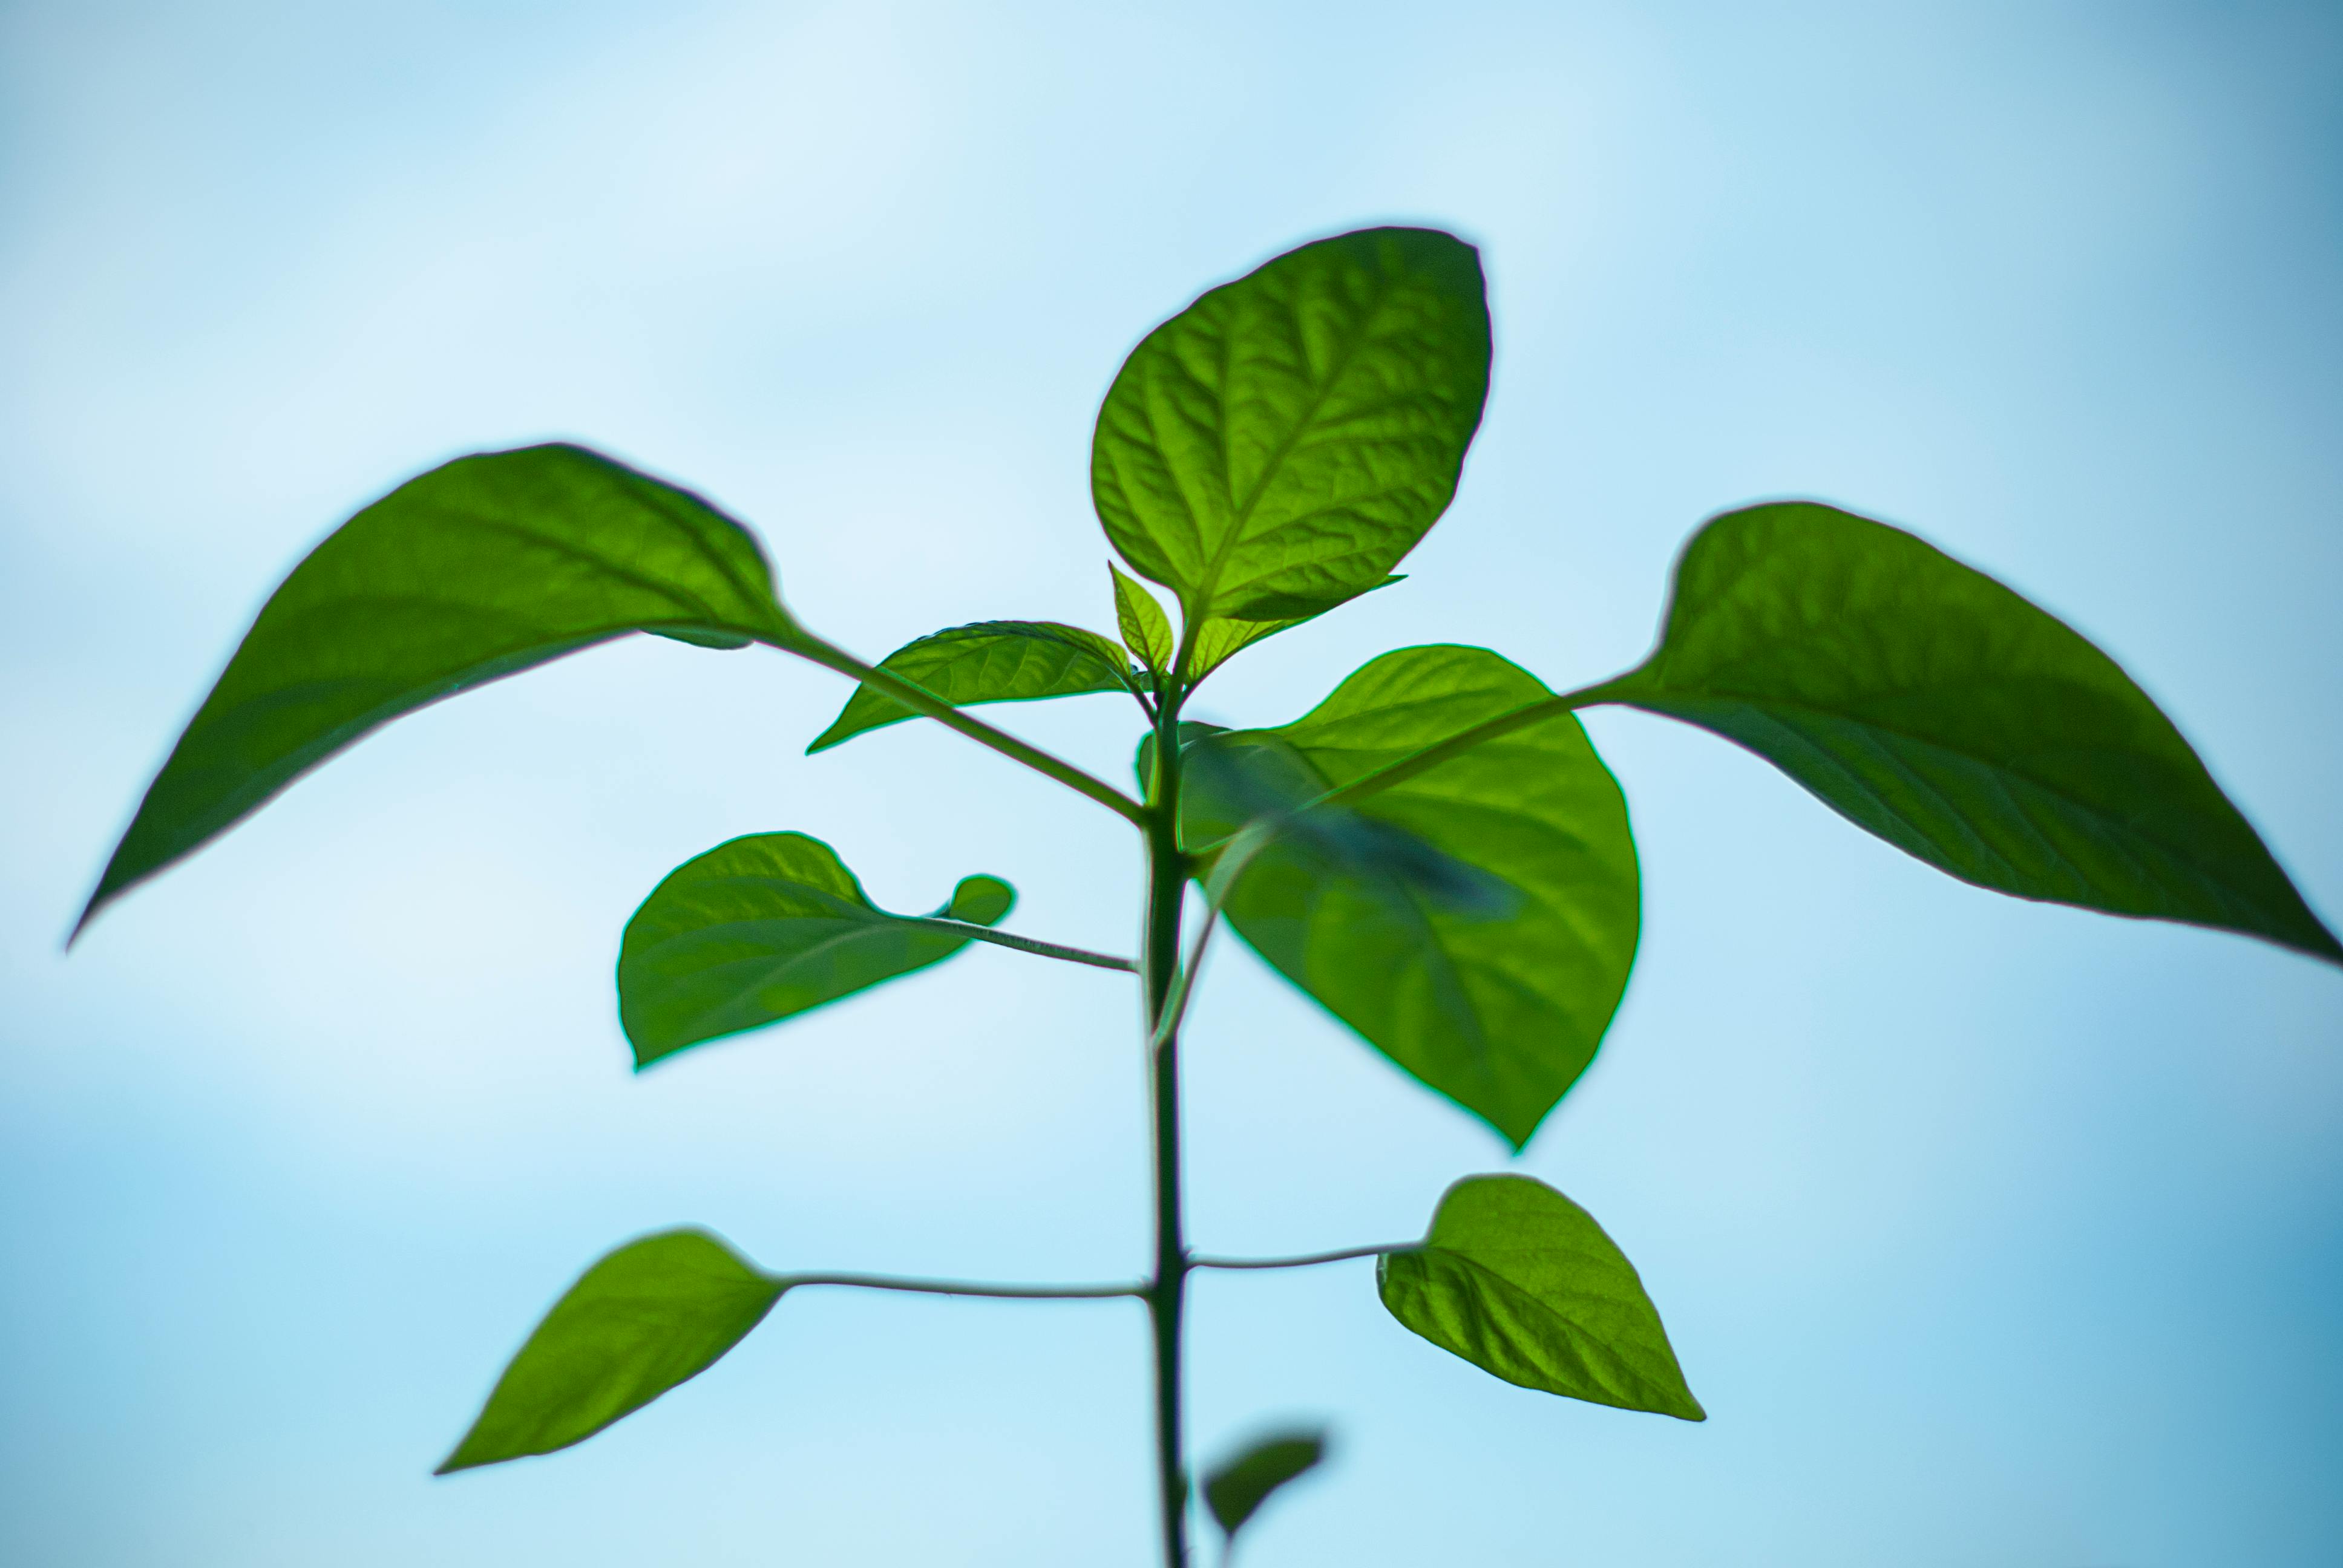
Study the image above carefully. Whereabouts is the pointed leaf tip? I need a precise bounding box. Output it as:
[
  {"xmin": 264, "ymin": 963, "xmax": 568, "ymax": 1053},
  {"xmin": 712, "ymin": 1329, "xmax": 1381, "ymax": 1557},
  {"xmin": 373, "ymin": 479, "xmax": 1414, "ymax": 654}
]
[
  {"xmin": 1601, "ymin": 501, "xmax": 2340, "ymax": 967},
  {"xmin": 437, "ymin": 1228, "xmax": 782, "ymax": 1474}
]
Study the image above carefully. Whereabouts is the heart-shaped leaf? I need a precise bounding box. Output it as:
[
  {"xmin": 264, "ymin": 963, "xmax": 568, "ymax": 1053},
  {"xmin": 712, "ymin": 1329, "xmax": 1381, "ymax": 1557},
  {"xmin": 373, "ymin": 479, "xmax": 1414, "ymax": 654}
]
[
  {"xmin": 619, "ymin": 832, "xmax": 1015, "ymax": 1067},
  {"xmin": 1378, "ymin": 1174, "xmax": 1702, "ymax": 1420},
  {"xmin": 1184, "ymin": 645, "xmax": 1639, "ymax": 1149},
  {"xmin": 1203, "ymin": 1427, "xmax": 1329, "ymax": 1550},
  {"xmin": 807, "ymin": 621, "xmax": 1140, "ymax": 753},
  {"xmin": 1091, "ymin": 227, "xmax": 1489, "ymax": 633},
  {"xmin": 77, "ymin": 443, "xmax": 796, "ymax": 936},
  {"xmin": 1593, "ymin": 501, "xmax": 2341, "ymax": 964},
  {"xmin": 438, "ymin": 1228, "xmax": 784, "ymax": 1473}
]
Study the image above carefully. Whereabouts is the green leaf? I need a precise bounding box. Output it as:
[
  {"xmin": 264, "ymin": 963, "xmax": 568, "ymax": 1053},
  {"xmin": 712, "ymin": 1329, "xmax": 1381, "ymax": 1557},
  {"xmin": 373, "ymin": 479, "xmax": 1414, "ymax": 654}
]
[
  {"xmin": 1378, "ymin": 1174, "xmax": 1703, "ymax": 1420},
  {"xmin": 806, "ymin": 621, "xmax": 1140, "ymax": 753},
  {"xmin": 1204, "ymin": 1428, "xmax": 1329, "ymax": 1549},
  {"xmin": 1109, "ymin": 562, "xmax": 1175, "ymax": 679},
  {"xmin": 1593, "ymin": 501, "xmax": 2341, "ymax": 964},
  {"xmin": 1184, "ymin": 574, "xmax": 1406, "ymax": 688},
  {"xmin": 619, "ymin": 831, "xmax": 1015, "ymax": 1067},
  {"xmin": 1091, "ymin": 227, "xmax": 1489, "ymax": 629},
  {"xmin": 438, "ymin": 1228, "xmax": 784, "ymax": 1473},
  {"xmin": 1184, "ymin": 646, "xmax": 1639, "ymax": 1149},
  {"xmin": 76, "ymin": 443, "xmax": 796, "ymax": 938}
]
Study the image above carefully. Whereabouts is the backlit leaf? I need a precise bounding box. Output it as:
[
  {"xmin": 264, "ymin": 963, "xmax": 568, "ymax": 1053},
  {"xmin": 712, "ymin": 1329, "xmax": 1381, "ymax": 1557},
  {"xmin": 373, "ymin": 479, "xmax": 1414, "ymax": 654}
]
[
  {"xmin": 437, "ymin": 1229, "xmax": 784, "ymax": 1473},
  {"xmin": 1592, "ymin": 501, "xmax": 2341, "ymax": 964},
  {"xmin": 619, "ymin": 832, "xmax": 1015, "ymax": 1067},
  {"xmin": 1091, "ymin": 227, "xmax": 1489, "ymax": 628},
  {"xmin": 1378, "ymin": 1175, "xmax": 1702, "ymax": 1420},
  {"xmin": 807, "ymin": 621, "xmax": 1139, "ymax": 753},
  {"xmin": 1184, "ymin": 645, "xmax": 1639, "ymax": 1148},
  {"xmin": 1109, "ymin": 563, "xmax": 1175, "ymax": 679},
  {"xmin": 77, "ymin": 443, "xmax": 797, "ymax": 936}
]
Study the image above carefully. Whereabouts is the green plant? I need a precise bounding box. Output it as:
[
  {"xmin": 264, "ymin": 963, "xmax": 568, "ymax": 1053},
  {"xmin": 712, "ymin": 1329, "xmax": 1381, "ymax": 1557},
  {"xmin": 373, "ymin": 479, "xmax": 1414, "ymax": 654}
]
[{"xmin": 74, "ymin": 227, "xmax": 2339, "ymax": 1566}]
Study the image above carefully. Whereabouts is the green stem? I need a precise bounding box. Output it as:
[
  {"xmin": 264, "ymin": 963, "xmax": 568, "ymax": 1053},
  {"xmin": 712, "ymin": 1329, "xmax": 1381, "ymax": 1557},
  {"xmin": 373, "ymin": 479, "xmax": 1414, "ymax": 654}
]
[
  {"xmin": 775, "ymin": 1272, "xmax": 1141, "ymax": 1299},
  {"xmin": 1309, "ymin": 682, "xmax": 1615, "ymax": 811},
  {"xmin": 900, "ymin": 918, "xmax": 1138, "ymax": 973},
  {"xmin": 1188, "ymin": 1245, "xmax": 1413, "ymax": 1272},
  {"xmin": 788, "ymin": 633, "xmax": 1149, "ymax": 826},
  {"xmin": 1142, "ymin": 698, "xmax": 1192, "ymax": 1568}
]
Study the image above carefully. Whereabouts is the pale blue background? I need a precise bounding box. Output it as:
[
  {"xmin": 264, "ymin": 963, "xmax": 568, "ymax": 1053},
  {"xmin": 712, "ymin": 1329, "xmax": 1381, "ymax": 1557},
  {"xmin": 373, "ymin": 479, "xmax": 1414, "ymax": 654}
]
[{"xmin": 4, "ymin": 2, "xmax": 2339, "ymax": 1564}]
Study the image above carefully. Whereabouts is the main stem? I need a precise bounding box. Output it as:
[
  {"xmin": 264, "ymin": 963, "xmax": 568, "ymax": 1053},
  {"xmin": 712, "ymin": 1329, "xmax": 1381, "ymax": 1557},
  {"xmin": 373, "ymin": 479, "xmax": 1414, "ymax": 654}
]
[{"xmin": 1142, "ymin": 702, "xmax": 1190, "ymax": 1568}]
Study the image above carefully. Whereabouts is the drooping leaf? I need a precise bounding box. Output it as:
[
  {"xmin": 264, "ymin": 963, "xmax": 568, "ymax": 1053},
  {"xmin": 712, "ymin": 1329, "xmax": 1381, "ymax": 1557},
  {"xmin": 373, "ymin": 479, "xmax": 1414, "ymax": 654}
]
[
  {"xmin": 1204, "ymin": 1428, "xmax": 1329, "ymax": 1550},
  {"xmin": 1091, "ymin": 227, "xmax": 1490, "ymax": 628},
  {"xmin": 438, "ymin": 1229, "xmax": 784, "ymax": 1473},
  {"xmin": 806, "ymin": 621, "xmax": 1140, "ymax": 753},
  {"xmin": 1184, "ymin": 574, "xmax": 1406, "ymax": 688},
  {"xmin": 1378, "ymin": 1175, "xmax": 1703, "ymax": 1420},
  {"xmin": 1591, "ymin": 501, "xmax": 2341, "ymax": 964},
  {"xmin": 1109, "ymin": 562, "xmax": 1175, "ymax": 679},
  {"xmin": 76, "ymin": 443, "xmax": 798, "ymax": 936},
  {"xmin": 1183, "ymin": 645, "xmax": 1639, "ymax": 1149},
  {"xmin": 619, "ymin": 832, "xmax": 1015, "ymax": 1067}
]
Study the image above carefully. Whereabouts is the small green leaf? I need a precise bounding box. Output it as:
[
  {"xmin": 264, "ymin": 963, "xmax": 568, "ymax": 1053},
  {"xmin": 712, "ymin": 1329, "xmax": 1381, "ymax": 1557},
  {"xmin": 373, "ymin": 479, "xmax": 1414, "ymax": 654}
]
[
  {"xmin": 619, "ymin": 832, "xmax": 1016, "ymax": 1067},
  {"xmin": 1594, "ymin": 501, "xmax": 2341, "ymax": 964},
  {"xmin": 1184, "ymin": 575, "xmax": 1406, "ymax": 688},
  {"xmin": 1109, "ymin": 563, "xmax": 1176, "ymax": 679},
  {"xmin": 1092, "ymin": 227, "xmax": 1489, "ymax": 627},
  {"xmin": 1378, "ymin": 1175, "xmax": 1703, "ymax": 1420},
  {"xmin": 1184, "ymin": 646, "xmax": 1639, "ymax": 1149},
  {"xmin": 1204, "ymin": 1427, "xmax": 1329, "ymax": 1549},
  {"xmin": 76, "ymin": 443, "xmax": 798, "ymax": 938},
  {"xmin": 806, "ymin": 621, "xmax": 1139, "ymax": 753},
  {"xmin": 437, "ymin": 1228, "xmax": 784, "ymax": 1473}
]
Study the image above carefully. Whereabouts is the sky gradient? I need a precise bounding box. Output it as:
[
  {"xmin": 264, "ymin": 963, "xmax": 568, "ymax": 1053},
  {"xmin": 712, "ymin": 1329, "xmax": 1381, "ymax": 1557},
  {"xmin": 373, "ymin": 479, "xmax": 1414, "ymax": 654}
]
[{"xmin": 4, "ymin": 2, "xmax": 2340, "ymax": 1564}]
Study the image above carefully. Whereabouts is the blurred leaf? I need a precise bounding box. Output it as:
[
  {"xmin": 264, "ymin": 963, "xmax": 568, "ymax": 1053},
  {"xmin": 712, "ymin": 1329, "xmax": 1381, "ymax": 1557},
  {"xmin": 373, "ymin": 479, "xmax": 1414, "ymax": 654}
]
[
  {"xmin": 620, "ymin": 831, "xmax": 1015, "ymax": 1067},
  {"xmin": 1204, "ymin": 1428, "xmax": 1329, "ymax": 1550},
  {"xmin": 1092, "ymin": 227, "xmax": 1489, "ymax": 627},
  {"xmin": 807, "ymin": 621, "xmax": 1139, "ymax": 753},
  {"xmin": 77, "ymin": 443, "xmax": 796, "ymax": 936},
  {"xmin": 1109, "ymin": 562, "xmax": 1176, "ymax": 679},
  {"xmin": 438, "ymin": 1229, "xmax": 784, "ymax": 1473},
  {"xmin": 1593, "ymin": 501, "xmax": 2341, "ymax": 964},
  {"xmin": 1184, "ymin": 645, "xmax": 1639, "ymax": 1148},
  {"xmin": 1379, "ymin": 1175, "xmax": 1703, "ymax": 1420}
]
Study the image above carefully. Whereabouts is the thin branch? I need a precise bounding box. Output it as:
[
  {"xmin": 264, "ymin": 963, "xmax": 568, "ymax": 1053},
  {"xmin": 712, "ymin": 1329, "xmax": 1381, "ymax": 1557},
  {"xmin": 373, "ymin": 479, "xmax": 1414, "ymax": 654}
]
[
  {"xmin": 788, "ymin": 633, "xmax": 1149, "ymax": 827},
  {"xmin": 776, "ymin": 1272, "xmax": 1143, "ymax": 1300},
  {"xmin": 1189, "ymin": 1244, "xmax": 1418, "ymax": 1272},
  {"xmin": 1310, "ymin": 681, "xmax": 1616, "ymax": 811},
  {"xmin": 904, "ymin": 918, "xmax": 1138, "ymax": 973}
]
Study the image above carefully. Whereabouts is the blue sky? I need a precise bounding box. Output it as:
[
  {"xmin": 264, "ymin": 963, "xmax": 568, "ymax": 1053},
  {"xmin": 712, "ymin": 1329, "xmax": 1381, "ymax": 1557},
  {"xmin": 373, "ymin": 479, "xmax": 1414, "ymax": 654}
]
[{"xmin": 3, "ymin": 2, "xmax": 2339, "ymax": 1564}]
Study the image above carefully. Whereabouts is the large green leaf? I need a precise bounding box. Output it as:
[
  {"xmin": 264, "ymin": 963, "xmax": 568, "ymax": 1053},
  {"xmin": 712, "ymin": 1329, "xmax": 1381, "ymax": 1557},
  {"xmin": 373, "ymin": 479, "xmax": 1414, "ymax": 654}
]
[
  {"xmin": 438, "ymin": 1228, "xmax": 784, "ymax": 1473},
  {"xmin": 619, "ymin": 831, "xmax": 1015, "ymax": 1067},
  {"xmin": 1090, "ymin": 227, "xmax": 1489, "ymax": 633},
  {"xmin": 806, "ymin": 621, "xmax": 1140, "ymax": 753},
  {"xmin": 1203, "ymin": 1428, "xmax": 1329, "ymax": 1553},
  {"xmin": 77, "ymin": 443, "xmax": 796, "ymax": 936},
  {"xmin": 1183, "ymin": 573, "xmax": 1406, "ymax": 689},
  {"xmin": 1592, "ymin": 501, "xmax": 2341, "ymax": 964},
  {"xmin": 1184, "ymin": 645, "xmax": 1639, "ymax": 1149},
  {"xmin": 1378, "ymin": 1175, "xmax": 1703, "ymax": 1420}
]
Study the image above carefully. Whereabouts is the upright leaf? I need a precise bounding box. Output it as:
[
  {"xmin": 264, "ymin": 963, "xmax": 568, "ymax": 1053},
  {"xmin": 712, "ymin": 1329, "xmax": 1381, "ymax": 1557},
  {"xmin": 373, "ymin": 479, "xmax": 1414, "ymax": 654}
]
[
  {"xmin": 438, "ymin": 1229, "xmax": 784, "ymax": 1473},
  {"xmin": 1378, "ymin": 1175, "xmax": 1703, "ymax": 1420},
  {"xmin": 620, "ymin": 832, "xmax": 1015, "ymax": 1067},
  {"xmin": 1593, "ymin": 502, "xmax": 2341, "ymax": 963},
  {"xmin": 807, "ymin": 621, "xmax": 1140, "ymax": 753},
  {"xmin": 1183, "ymin": 574, "xmax": 1406, "ymax": 689},
  {"xmin": 1091, "ymin": 227, "xmax": 1490, "ymax": 630},
  {"xmin": 78, "ymin": 443, "xmax": 796, "ymax": 935},
  {"xmin": 1204, "ymin": 1428, "xmax": 1329, "ymax": 1553},
  {"xmin": 1109, "ymin": 563, "xmax": 1176, "ymax": 680},
  {"xmin": 1185, "ymin": 646, "xmax": 1639, "ymax": 1149}
]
